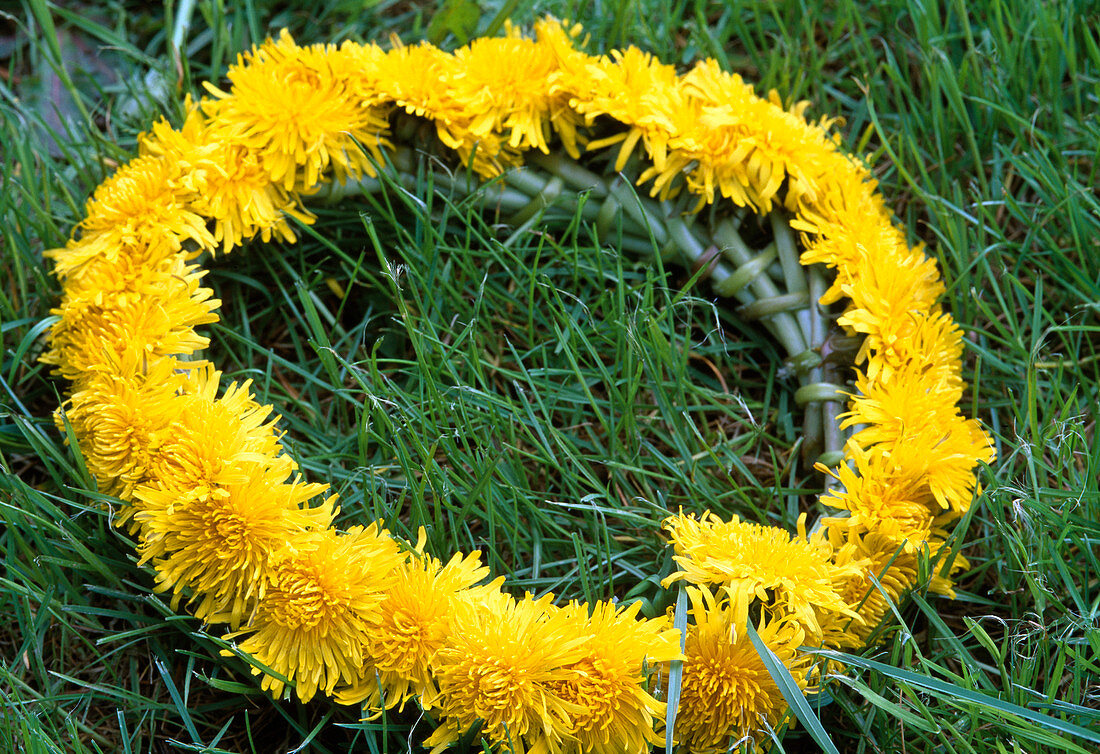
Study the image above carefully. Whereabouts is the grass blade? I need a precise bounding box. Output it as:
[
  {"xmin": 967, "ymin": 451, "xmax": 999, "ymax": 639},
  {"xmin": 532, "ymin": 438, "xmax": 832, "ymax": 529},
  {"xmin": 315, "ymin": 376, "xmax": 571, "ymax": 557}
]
[
  {"xmin": 813, "ymin": 648, "xmax": 1100, "ymax": 748},
  {"xmin": 747, "ymin": 622, "xmax": 840, "ymax": 754},
  {"xmin": 665, "ymin": 586, "xmax": 688, "ymax": 754}
]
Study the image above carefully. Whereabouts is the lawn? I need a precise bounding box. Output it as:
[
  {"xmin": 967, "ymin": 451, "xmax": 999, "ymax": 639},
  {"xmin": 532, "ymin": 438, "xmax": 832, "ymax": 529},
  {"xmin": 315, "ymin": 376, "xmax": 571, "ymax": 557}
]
[{"xmin": 1, "ymin": 0, "xmax": 1098, "ymax": 752}]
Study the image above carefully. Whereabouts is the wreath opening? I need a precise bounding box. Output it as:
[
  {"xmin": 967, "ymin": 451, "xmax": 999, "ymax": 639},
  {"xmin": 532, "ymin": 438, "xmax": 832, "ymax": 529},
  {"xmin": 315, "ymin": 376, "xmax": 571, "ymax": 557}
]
[
  {"xmin": 42, "ymin": 18, "xmax": 995, "ymax": 753},
  {"xmin": 204, "ymin": 155, "xmax": 807, "ymax": 609}
]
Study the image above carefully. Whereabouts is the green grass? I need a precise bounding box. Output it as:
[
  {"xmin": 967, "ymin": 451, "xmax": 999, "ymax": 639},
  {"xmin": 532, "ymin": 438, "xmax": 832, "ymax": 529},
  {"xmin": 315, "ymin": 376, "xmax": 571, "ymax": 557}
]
[{"xmin": 2, "ymin": 0, "xmax": 1098, "ymax": 751}]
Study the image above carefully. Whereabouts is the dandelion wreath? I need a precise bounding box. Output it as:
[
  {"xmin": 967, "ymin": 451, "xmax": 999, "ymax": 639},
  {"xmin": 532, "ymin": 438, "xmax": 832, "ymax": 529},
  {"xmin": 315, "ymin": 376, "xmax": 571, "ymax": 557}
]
[{"xmin": 44, "ymin": 18, "xmax": 994, "ymax": 754}]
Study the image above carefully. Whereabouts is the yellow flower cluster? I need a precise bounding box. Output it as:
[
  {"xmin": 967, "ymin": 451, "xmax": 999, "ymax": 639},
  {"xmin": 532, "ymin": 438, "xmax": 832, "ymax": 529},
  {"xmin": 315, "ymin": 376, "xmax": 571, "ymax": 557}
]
[{"xmin": 43, "ymin": 18, "xmax": 994, "ymax": 753}]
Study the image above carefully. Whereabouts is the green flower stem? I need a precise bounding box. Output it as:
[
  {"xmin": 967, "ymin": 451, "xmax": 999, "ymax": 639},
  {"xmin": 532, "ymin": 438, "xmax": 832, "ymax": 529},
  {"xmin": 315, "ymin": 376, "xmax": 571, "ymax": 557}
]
[
  {"xmin": 809, "ymin": 265, "xmax": 847, "ymax": 470},
  {"xmin": 802, "ymin": 394, "xmax": 824, "ymax": 466},
  {"xmin": 738, "ymin": 292, "xmax": 812, "ymax": 321},
  {"xmin": 527, "ymin": 152, "xmax": 611, "ymax": 199},
  {"xmin": 821, "ymin": 385, "xmax": 845, "ymax": 463},
  {"xmin": 505, "ymin": 175, "xmax": 566, "ymax": 230},
  {"xmin": 795, "ymin": 383, "xmax": 849, "ymax": 404},
  {"xmin": 712, "ymin": 244, "xmax": 775, "ymax": 304},
  {"xmin": 788, "ymin": 212, "xmax": 845, "ymax": 468},
  {"xmin": 713, "ymin": 219, "xmax": 808, "ymax": 358},
  {"xmin": 771, "ymin": 212, "xmax": 812, "ymax": 336}
]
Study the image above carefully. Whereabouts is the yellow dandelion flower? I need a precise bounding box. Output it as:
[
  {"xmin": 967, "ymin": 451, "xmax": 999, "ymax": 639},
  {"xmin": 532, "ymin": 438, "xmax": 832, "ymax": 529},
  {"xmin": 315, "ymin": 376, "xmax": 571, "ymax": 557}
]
[
  {"xmin": 662, "ymin": 511, "xmax": 861, "ymax": 636},
  {"xmin": 234, "ymin": 525, "xmax": 404, "ymax": 702},
  {"xmin": 858, "ymin": 308, "xmax": 966, "ymax": 386},
  {"xmin": 672, "ymin": 60, "xmax": 844, "ymax": 212},
  {"xmin": 835, "ymin": 240, "xmax": 946, "ymax": 366},
  {"xmin": 535, "ymin": 17, "xmax": 593, "ymax": 79},
  {"xmin": 50, "ymin": 242, "xmax": 194, "ymax": 310},
  {"xmin": 79, "ymin": 155, "xmax": 214, "ymax": 252},
  {"xmin": 819, "ymin": 444, "xmax": 943, "ymax": 549},
  {"xmin": 551, "ymin": 600, "xmax": 682, "ymax": 754},
  {"xmin": 870, "ymin": 423, "xmax": 992, "ymax": 517},
  {"xmin": 451, "ymin": 31, "xmax": 582, "ymax": 156},
  {"xmin": 843, "ymin": 364, "xmax": 961, "ymax": 448},
  {"xmin": 794, "ymin": 171, "xmax": 895, "ymax": 300},
  {"xmin": 817, "ymin": 525, "xmax": 917, "ymax": 649},
  {"xmin": 920, "ymin": 419, "xmax": 995, "ymax": 515},
  {"xmin": 571, "ymin": 46, "xmax": 687, "ymax": 176},
  {"xmin": 373, "ymin": 41, "xmax": 514, "ymax": 176},
  {"xmin": 671, "ymin": 61, "xmax": 774, "ymax": 207},
  {"xmin": 537, "ymin": 18, "xmax": 599, "ymax": 158},
  {"xmin": 426, "ymin": 591, "xmax": 587, "ymax": 754},
  {"xmin": 146, "ymin": 368, "xmax": 293, "ymax": 500},
  {"xmin": 842, "ymin": 367, "xmax": 995, "ymax": 515},
  {"xmin": 60, "ymin": 357, "xmax": 187, "ymax": 499},
  {"xmin": 376, "ymin": 41, "xmax": 461, "ymax": 121},
  {"xmin": 336, "ymin": 546, "xmax": 494, "ymax": 711},
  {"xmin": 46, "ymin": 226, "xmax": 184, "ymax": 285},
  {"xmin": 41, "ymin": 268, "xmax": 220, "ymax": 380},
  {"xmin": 674, "ymin": 585, "xmax": 807, "ymax": 753},
  {"xmin": 327, "ymin": 39, "xmax": 393, "ymax": 109},
  {"xmin": 204, "ymin": 29, "xmax": 388, "ymax": 191},
  {"xmin": 817, "ymin": 525, "xmax": 967, "ymax": 648},
  {"xmin": 133, "ymin": 462, "xmax": 334, "ymax": 627},
  {"xmin": 142, "ymin": 105, "xmax": 313, "ymax": 253}
]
